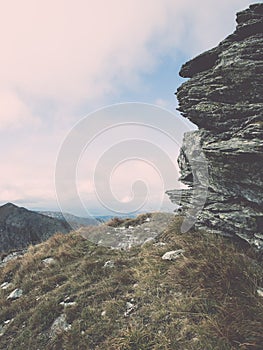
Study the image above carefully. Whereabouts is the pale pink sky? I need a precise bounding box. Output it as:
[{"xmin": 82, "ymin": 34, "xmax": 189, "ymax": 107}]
[{"xmin": 0, "ymin": 0, "xmax": 252, "ymax": 215}]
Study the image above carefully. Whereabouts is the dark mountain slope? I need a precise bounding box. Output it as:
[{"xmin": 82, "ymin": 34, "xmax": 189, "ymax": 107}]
[{"xmin": 0, "ymin": 203, "xmax": 71, "ymax": 253}]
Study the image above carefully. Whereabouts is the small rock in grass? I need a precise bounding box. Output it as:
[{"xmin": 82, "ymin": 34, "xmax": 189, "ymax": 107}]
[
  {"xmin": 154, "ymin": 242, "xmax": 166, "ymax": 247},
  {"xmin": 1, "ymin": 282, "xmax": 12, "ymax": 290},
  {"xmin": 124, "ymin": 302, "xmax": 136, "ymax": 317},
  {"xmin": 103, "ymin": 260, "xmax": 115, "ymax": 268},
  {"xmin": 7, "ymin": 288, "xmax": 23, "ymax": 300},
  {"xmin": 59, "ymin": 301, "xmax": 77, "ymax": 307},
  {"xmin": 42, "ymin": 257, "xmax": 56, "ymax": 265},
  {"xmin": 162, "ymin": 250, "xmax": 185, "ymax": 261},
  {"xmin": 50, "ymin": 314, "xmax": 71, "ymax": 338}
]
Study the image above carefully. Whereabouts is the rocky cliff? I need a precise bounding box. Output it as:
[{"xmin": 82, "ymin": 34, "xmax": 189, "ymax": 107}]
[
  {"xmin": 167, "ymin": 3, "xmax": 263, "ymax": 248},
  {"xmin": 0, "ymin": 203, "xmax": 71, "ymax": 253}
]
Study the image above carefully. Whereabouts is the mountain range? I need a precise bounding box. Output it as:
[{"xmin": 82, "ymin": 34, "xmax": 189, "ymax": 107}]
[{"xmin": 38, "ymin": 211, "xmax": 100, "ymax": 229}]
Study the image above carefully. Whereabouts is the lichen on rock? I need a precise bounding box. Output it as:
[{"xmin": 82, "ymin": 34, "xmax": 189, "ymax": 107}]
[{"xmin": 167, "ymin": 3, "xmax": 263, "ymax": 248}]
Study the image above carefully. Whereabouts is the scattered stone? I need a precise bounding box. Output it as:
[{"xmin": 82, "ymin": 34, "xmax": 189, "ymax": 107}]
[
  {"xmin": 42, "ymin": 257, "xmax": 56, "ymax": 265},
  {"xmin": 162, "ymin": 250, "xmax": 185, "ymax": 261},
  {"xmin": 145, "ymin": 217, "xmax": 151, "ymax": 222},
  {"xmin": 59, "ymin": 296, "xmax": 76, "ymax": 307},
  {"xmin": 79, "ymin": 212, "xmax": 174, "ymax": 249},
  {"xmin": 50, "ymin": 314, "xmax": 71, "ymax": 338},
  {"xmin": 0, "ymin": 319, "xmax": 13, "ymax": 337},
  {"xmin": 103, "ymin": 260, "xmax": 115, "ymax": 268},
  {"xmin": 59, "ymin": 301, "xmax": 77, "ymax": 307},
  {"xmin": 124, "ymin": 301, "xmax": 136, "ymax": 317},
  {"xmin": 101, "ymin": 310, "xmax": 106, "ymax": 317},
  {"xmin": 154, "ymin": 242, "xmax": 166, "ymax": 247},
  {"xmin": 257, "ymin": 288, "xmax": 263, "ymax": 297},
  {"xmin": 0, "ymin": 282, "xmax": 13, "ymax": 290},
  {"xmin": 0, "ymin": 249, "xmax": 27, "ymax": 267},
  {"xmin": 7, "ymin": 288, "xmax": 23, "ymax": 300}
]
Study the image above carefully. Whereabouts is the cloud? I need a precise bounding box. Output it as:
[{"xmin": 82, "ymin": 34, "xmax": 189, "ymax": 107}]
[
  {"xmin": 0, "ymin": 1, "xmax": 252, "ymax": 109},
  {"xmin": 0, "ymin": 0, "xmax": 168, "ymax": 107},
  {"xmin": 0, "ymin": 90, "xmax": 39, "ymax": 130},
  {"xmin": 0, "ymin": 0, "xmax": 253, "ymax": 213}
]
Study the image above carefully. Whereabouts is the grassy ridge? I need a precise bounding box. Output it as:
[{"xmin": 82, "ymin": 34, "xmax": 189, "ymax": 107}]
[{"xmin": 0, "ymin": 216, "xmax": 262, "ymax": 349}]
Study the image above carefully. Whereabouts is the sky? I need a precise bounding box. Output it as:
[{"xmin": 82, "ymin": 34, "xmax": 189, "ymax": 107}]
[{"xmin": 0, "ymin": 0, "xmax": 253, "ymax": 217}]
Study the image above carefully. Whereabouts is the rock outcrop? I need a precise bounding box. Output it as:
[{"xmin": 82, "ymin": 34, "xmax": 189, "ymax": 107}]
[
  {"xmin": 167, "ymin": 3, "xmax": 263, "ymax": 248},
  {"xmin": 0, "ymin": 203, "xmax": 71, "ymax": 253}
]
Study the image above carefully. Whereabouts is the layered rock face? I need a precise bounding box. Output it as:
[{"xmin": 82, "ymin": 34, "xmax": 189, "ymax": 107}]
[{"xmin": 167, "ymin": 3, "xmax": 263, "ymax": 248}]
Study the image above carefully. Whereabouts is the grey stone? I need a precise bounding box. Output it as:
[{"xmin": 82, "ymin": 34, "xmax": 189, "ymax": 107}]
[
  {"xmin": 0, "ymin": 250, "xmax": 27, "ymax": 267},
  {"xmin": 0, "ymin": 282, "xmax": 13, "ymax": 290},
  {"xmin": 167, "ymin": 3, "xmax": 263, "ymax": 249},
  {"xmin": 7, "ymin": 288, "xmax": 23, "ymax": 300},
  {"xmin": 50, "ymin": 314, "xmax": 71, "ymax": 338},
  {"xmin": 124, "ymin": 301, "xmax": 136, "ymax": 317},
  {"xmin": 162, "ymin": 250, "xmax": 185, "ymax": 261},
  {"xmin": 154, "ymin": 242, "xmax": 166, "ymax": 247},
  {"xmin": 0, "ymin": 319, "xmax": 13, "ymax": 337},
  {"xmin": 79, "ymin": 212, "xmax": 174, "ymax": 249},
  {"xmin": 42, "ymin": 257, "xmax": 56, "ymax": 265},
  {"xmin": 59, "ymin": 301, "xmax": 77, "ymax": 307},
  {"xmin": 103, "ymin": 260, "xmax": 115, "ymax": 268}
]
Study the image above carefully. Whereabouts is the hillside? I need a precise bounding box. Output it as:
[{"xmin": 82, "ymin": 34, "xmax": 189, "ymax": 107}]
[
  {"xmin": 0, "ymin": 215, "xmax": 262, "ymax": 349},
  {"xmin": 0, "ymin": 203, "xmax": 71, "ymax": 253},
  {"xmin": 0, "ymin": 3, "xmax": 262, "ymax": 349}
]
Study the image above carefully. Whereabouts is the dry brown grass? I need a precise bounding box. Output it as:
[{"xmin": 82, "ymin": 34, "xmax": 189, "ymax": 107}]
[
  {"xmin": 106, "ymin": 213, "xmax": 152, "ymax": 228},
  {"xmin": 0, "ymin": 216, "xmax": 262, "ymax": 349}
]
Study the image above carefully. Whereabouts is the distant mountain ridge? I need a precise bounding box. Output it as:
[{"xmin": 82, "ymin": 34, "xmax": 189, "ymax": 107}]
[
  {"xmin": 38, "ymin": 211, "xmax": 99, "ymax": 229},
  {"xmin": 0, "ymin": 203, "xmax": 71, "ymax": 253},
  {"xmin": 38, "ymin": 211, "xmax": 136, "ymax": 227}
]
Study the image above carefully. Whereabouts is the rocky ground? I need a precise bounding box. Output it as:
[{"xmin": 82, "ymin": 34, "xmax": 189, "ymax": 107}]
[{"xmin": 78, "ymin": 212, "xmax": 175, "ymax": 249}]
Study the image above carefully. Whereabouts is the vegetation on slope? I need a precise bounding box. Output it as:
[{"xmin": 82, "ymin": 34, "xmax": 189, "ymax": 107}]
[{"xmin": 0, "ymin": 216, "xmax": 262, "ymax": 350}]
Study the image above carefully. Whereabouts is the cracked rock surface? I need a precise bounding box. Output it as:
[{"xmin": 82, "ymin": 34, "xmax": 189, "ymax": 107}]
[{"xmin": 167, "ymin": 3, "xmax": 263, "ymax": 248}]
